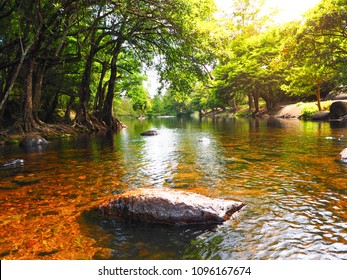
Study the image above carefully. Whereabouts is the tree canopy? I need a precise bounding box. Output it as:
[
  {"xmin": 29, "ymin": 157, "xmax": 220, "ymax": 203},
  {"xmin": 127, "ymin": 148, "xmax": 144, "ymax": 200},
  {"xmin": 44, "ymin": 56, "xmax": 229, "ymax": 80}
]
[
  {"xmin": 1, "ymin": 0, "xmax": 346, "ymax": 131},
  {"xmin": 152, "ymin": 0, "xmax": 347, "ymax": 117},
  {"xmin": 0, "ymin": 0, "xmax": 217, "ymax": 132}
]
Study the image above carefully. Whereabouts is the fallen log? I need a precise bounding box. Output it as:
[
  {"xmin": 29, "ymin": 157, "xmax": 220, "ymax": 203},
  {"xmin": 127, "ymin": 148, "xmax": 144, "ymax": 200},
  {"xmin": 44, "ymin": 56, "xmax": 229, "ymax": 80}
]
[{"xmin": 97, "ymin": 188, "xmax": 246, "ymax": 226}]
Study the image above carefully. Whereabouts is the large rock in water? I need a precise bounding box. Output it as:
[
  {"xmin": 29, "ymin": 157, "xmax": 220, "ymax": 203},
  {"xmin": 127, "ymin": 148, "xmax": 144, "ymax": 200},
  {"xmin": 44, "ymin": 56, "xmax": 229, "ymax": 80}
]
[
  {"xmin": 330, "ymin": 101, "xmax": 347, "ymax": 119},
  {"xmin": 19, "ymin": 135, "xmax": 49, "ymax": 147},
  {"xmin": 311, "ymin": 111, "xmax": 330, "ymax": 121},
  {"xmin": 97, "ymin": 188, "xmax": 246, "ymax": 225}
]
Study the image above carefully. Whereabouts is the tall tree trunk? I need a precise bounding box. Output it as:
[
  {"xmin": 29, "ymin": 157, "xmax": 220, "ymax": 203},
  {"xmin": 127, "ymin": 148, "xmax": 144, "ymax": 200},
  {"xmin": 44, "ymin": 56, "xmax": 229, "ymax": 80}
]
[
  {"xmin": 102, "ymin": 55, "xmax": 117, "ymax": 128},
  {"xmin": 75, "ymin": 53, "xmax": 93, "ymax": 124},
  {"xmin": 316, "ymin": 82, "xmax": 322, "ymax": 111},
  {"xmin": 32, "ymin": 62, "xmax": 46, "ymax": 121},
  {"xmin": 74, "ymin": 7, "xmax": 104, "ymax": 127},
  {"xmin": 100, "ymin": 34, "xmax": 125, "ymax": 131},
  {"xmin": 0, "ymin": 44, "xmax": 32, "ymax": 120},
  {"xmin": 22, "ymin": 58, "xmax": 36, "ymax": 132},
  {"xmin": 247, "ymin": 92, "xmax": 253, "ymax": 111},
  {"xmin": 94, "ymin": 60, "xmax": 108, "ymax": 115},
  {"xmin": 252, "ymin": 90, "xmax": 259, "ymax": 113},
  {"xmin": 101, "ymin": 53, "xmax": 123, "ymax": 130}
]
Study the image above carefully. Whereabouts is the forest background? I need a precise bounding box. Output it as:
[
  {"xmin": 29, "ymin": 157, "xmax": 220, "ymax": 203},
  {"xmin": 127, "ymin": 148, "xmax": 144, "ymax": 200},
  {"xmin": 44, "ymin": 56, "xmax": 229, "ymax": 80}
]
[{"xmin": 0, "ymin": 0, "xmax": 347, "ymax": 135}]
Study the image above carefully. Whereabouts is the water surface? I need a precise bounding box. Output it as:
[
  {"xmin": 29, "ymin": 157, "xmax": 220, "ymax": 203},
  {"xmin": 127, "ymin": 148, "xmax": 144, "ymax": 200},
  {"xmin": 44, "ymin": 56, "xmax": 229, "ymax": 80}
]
[{"xmin": 1, "ymin": 117, "xmax": 346, "ymax": 259}]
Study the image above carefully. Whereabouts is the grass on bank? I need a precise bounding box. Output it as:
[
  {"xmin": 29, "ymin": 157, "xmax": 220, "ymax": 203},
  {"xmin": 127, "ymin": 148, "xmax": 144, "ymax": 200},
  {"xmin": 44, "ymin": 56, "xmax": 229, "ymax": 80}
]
[{"xmin": 298, "ymin": 101, "xmax": 332, "ymax": 119}]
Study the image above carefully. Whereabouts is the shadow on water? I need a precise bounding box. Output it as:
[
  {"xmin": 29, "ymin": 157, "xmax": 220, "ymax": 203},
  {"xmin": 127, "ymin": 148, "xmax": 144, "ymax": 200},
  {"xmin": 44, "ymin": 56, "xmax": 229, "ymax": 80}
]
[{"xmin": 80, "ymin": 209, "xmax": 219, "ymax": 260}]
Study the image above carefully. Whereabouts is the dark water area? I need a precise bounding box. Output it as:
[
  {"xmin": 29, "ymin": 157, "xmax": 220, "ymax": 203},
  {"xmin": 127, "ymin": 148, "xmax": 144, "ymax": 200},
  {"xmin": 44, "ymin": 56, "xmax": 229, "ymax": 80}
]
[{"xmin": 1, "ymin": 117, "xmax": 346, "ymax": 260}]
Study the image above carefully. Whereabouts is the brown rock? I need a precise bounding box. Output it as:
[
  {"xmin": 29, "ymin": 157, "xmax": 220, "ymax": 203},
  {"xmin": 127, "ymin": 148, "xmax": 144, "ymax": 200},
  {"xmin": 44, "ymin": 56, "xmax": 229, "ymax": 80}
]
[
  {"xmin": 330, "ymin": 101, "xmax": 347, "ymax": 119},
  {"xmin": 97, "ymin": 188, "xmax": 246, "ymax": 225},
  {"xmin": 311, "ymin": 111, "xmax": 330, "ymax": 121},
  {"xmin": 19, "ymin": 135, "xmax": 49, "ymax": 147}
]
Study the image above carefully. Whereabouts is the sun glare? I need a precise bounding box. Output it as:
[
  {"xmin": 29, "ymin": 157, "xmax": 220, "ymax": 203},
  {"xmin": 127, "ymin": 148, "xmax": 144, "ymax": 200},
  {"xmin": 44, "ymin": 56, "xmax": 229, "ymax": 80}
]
[{"xmin": 215, "ymin": 0, "xmax": 322, "ymax": 24}]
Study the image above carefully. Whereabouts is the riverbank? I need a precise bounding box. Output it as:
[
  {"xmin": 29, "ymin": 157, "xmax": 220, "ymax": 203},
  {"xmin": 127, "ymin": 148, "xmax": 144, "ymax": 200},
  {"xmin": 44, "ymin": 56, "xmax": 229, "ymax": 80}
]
[
  {"xmin": 1, "ymin": 101, "xmax": 347, "ymax": 145},
  {"xmin": 272, "ymin": 102, "xmax": 331, "ymax": 119},
  {"xmin": 200, "ymin": 100, "xmax": 347, "ymax": 120},
  {"xmin": 0, "ymin": 124, "xmax": 79, "ymax": 145}
]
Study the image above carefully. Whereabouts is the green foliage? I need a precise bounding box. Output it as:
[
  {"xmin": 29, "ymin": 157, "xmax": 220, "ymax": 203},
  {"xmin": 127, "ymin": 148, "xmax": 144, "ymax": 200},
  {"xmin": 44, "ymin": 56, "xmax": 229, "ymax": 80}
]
[
  {"xmin": 204, "ymin": 0, "xmax": 347, "ymax": 115},
  {"xmin": 0, "ymin": 0, "xmax": 218, "ymax": 129},
  {"xmin": 211, "ymin": 25, "xmax": 287, "ymax": 112},
  {"xmin": 115, "ymin": 98, "xmax": 135, "ymax": 116},
  {"xmin": 279, "ymin": 0, "xmax": 346, "ymax": 110},
  {"xmin": 150, "ymin": 93, "xmax": 181, "ymax": 116},
  {"xmin": 299, "ymin": 101, "xmax": 332, "ymax": 119},
  {"xmin": 1, "ymin": 0, "xmax": 347, "ymax": 127},
  {"xmin": 301, "ymin": 104, "xmax": 319, "ymax": 120}
]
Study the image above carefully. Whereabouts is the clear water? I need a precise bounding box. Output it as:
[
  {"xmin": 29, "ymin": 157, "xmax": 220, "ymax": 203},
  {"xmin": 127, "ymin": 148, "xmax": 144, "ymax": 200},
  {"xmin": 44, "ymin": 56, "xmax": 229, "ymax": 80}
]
[{"xmin": 0, "ymin": 117, "xmax": 346, "ymax": 259}]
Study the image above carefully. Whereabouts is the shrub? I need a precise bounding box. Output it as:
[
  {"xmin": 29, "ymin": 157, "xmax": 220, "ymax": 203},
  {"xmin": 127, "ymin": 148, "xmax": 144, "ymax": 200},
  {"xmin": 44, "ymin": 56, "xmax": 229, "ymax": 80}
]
[{"xmin": 301, "ymin": 104, "xmax": 318, "ymax": 119}]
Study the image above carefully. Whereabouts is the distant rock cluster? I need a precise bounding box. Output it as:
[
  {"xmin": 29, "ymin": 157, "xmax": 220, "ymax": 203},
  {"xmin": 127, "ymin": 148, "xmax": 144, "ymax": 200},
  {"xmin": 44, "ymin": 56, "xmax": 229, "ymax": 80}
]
[
  {"xmin": 326, "ymin": 85, "xmax": 347, "ymax": 101},
  {"xmin": 311, "ymin": 101, "xmax": 347, "ymax": 121}
]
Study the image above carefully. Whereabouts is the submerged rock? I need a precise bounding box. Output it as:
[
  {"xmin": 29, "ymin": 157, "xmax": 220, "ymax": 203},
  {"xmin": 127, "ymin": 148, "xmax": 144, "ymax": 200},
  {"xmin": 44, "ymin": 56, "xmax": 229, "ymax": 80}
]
[
  {"xmin": 330, "ymin": 101, "xmax": 347, "ymax": 119},
  {"xmin": 140, "ymin": 130, "xmax": 158, "ymax": 136},
  {"xmin": 1, "ymin": 158, "xmax": 24, "ymax": 167},
  {"xmin": 19, "ymin": 135, "xmax": 49, "ymax": 148},
  {"xmin": 97, "ymin": 188, "xmax": 246, "ymax": 226}
]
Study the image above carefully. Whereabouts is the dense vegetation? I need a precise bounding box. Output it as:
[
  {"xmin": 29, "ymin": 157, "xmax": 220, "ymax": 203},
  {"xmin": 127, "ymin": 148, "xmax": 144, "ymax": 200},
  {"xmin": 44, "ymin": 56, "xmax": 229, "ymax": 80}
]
[
  {"xmin": 174, "ymin": 0, "xmax": 347, "ymax": 118},
  {"xmin": 0, "ymin": 0, "xmax": 216, "ymax": 133},
  {"xmin": 1, "ymin": 0, "xmax": 347, "ymax": 133}
]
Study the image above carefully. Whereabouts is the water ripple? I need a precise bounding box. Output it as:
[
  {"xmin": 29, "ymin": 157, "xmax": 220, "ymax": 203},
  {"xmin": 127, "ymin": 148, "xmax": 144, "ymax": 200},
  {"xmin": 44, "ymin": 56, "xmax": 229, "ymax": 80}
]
[{"xmin": 1, "ymin": 118, "xmax": 346, "ymax": 259}]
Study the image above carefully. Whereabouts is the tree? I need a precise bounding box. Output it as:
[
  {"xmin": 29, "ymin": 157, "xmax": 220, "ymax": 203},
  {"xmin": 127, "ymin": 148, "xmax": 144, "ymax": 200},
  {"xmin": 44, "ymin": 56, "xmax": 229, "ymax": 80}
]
[
  {"xmin": 75, "ymin": 0, "xmax": 217, "ymax": 130},
  {"xmin": 231, "ymin": 0, "xmax": 267, "ymax": 36},
  {"xmin": 302, "ymin": 0, "xmax": 347, "ymax": 57},
  {"xmin": 282, "ymin": 65, "xmax": 335, "ymax": 111},
  {"xmin": 0, "ymin": 0, "xmax": 218, "ymax": 132},
  {"xmin": 281, "ymin": 2, "xmax": 343, "ymax": 110},
  {"xmin": 207, "ymin": 0, "xmax": 286, "ymax": 115},
  {"xmin": 0, "ymin": 0, "xmax": 81, "ymax": 131},
  {"xmin": 211, "ymin": 25, "xmax": 287, "ymax": 114},
  {"xmin": 120, "ymin": 69, "xmax": 152, "ymax": 118},
  {"xmin": 75, "ymin": 3, "xmax": 116, "ymax": 130},
  {"xmin": 128, "ymin": 86, "xmax": 151, "ymax": 117}
]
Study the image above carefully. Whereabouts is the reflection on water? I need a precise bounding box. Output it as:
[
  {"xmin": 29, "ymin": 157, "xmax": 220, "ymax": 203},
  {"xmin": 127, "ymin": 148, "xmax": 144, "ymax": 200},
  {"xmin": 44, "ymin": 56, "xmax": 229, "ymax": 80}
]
[{"xmin": 0, "ymin": 117, "xmax": 346, "ymax": 259}]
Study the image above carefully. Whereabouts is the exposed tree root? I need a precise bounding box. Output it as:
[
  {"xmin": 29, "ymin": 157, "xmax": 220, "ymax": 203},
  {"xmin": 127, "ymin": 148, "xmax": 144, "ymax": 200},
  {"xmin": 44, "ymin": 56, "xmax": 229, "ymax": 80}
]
[
  {"xmin": 0, "ymin": 114, "xmax": 126, "ymax": 144},
  {"xmin": 103, "ymin": 115, "xmax": 125, "ymax": 131},
  {"xmin": 73, "ymin": 113, "xmax": 125, "ymax": 132},
  {"xmin": 1, "ymin": 119, "xmax": 78, "ymax": 142}
]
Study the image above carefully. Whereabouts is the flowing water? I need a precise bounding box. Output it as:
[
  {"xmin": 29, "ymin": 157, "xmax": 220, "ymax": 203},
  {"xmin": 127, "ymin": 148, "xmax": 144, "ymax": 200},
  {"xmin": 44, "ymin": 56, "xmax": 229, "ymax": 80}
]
[{"xmin": 0, "ymin": 117, "xmax": 346, "ymax": 260}]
